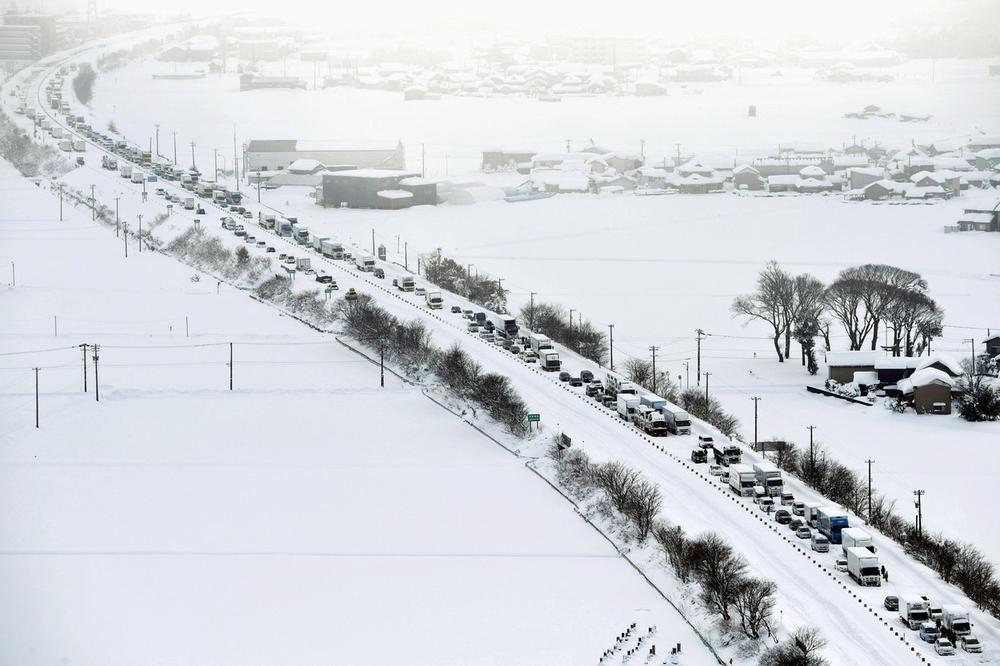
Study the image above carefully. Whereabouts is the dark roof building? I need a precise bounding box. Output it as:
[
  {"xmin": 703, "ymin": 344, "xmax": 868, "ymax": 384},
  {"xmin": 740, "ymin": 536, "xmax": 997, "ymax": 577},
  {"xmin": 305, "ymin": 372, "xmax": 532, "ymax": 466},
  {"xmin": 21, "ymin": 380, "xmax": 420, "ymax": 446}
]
[{"xmin": 320, "ymin": 170, "xmax": 436, "ymax": 209}]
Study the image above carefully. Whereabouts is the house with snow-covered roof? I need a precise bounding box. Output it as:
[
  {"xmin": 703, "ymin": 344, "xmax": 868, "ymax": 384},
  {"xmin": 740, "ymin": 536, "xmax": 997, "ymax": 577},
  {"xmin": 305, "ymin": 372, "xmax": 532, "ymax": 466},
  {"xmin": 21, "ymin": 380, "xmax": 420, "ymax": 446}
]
[
  {"xmin": 825, "ymin": 350, "xmax": 882, "ymax": 383},
  {"xmin": 848, "ymin": 166, "xmax": 885, "ymax": 191},
  {"xmin": 897, "ymin": 368, "xmax": 955, "ymax": 414},
  {"xmin": 974, "ymin": 148, "xmax": 1000, "ymax": 170},
  {"xmin": 733, "ymin": 164, "xmax": 765, "ymax": 191}
]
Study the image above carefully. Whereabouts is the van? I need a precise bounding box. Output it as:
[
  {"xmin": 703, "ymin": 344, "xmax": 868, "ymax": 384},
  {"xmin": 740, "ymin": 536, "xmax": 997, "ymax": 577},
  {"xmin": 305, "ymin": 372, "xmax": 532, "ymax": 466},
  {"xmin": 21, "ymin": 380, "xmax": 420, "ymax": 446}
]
[
  {"xmin": 780, "ymin": 492, "xmax": 795, "ymax": 506},
  {"xmin": 919, "ymin": 622, "xmax": 941, "ymax": 643},
  {"xmin": 811, "ymin": 534, "xmax": 830, "ymax": 553},
  {"xmin": 792, "ymin": 500, "xmax": 805, "ymax": 516}
]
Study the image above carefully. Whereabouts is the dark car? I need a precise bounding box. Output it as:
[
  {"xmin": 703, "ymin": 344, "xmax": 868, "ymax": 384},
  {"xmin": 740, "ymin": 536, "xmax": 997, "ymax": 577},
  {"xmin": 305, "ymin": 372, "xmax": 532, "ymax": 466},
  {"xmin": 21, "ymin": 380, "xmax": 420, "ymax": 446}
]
[
  {"xmin": 585, "ymin": 383, "xmax": 602, "ymax": 397},
  {"xmin": 559, "ymin": 371, "xmax": 571, "ymax": 382},
  {"xmin": 373, "ymin": 268, "xmax": 385, "ymax": 279},
  {"xmin": 788, "ymin": 518, "xmax": 804, "ymax": 531},
  {"xmin": 316, "ymin": 275, "xmax": 333, "ymax": 284},
  {"xmin": 690, "ymin": 449, "xmax": 707, "ymax": 463},
  {"xmin": 580, "ymin": 370, "xmax": 594, "ymax": 382},
  {"xmin": 450, "ymin": 305, "xmax": 462, "ymax": 314},
  {"xmin": 266, "ymin": 246, "xmax": 276, "ymax": 253},
  {"xmin": 774, "ymin": 510, "xmax": 792, "ymax": 525},
  {"xmin": 884, "ymin": 596, "xmax": 899, "ymax": 611},
  {"xmin": 569, "ymin": 376, "xmax": 584, "ymax": 387},
  {"xmin": 602, "ymin": 395, "xmax": 617, "ymax": 408}
]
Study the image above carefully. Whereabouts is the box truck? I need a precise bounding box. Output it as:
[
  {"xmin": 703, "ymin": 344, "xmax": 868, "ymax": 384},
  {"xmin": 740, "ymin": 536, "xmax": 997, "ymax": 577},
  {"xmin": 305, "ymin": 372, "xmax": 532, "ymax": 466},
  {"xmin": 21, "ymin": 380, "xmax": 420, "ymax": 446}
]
[
  {"xmin": 845, "ymin": 546, "xmax": 881, "ymax": 586},
  {"xmin": 899, "ymin": 595, "xmax": 931, "ymax": 630},
  {"xmin": 426, "ymin": 291, "xmax": 443, "ymax": 309},
  {"xmin": 539, "ymin": 350, "xmax": 561, "ymax": 372},
  {"xmin": 816, "ymin": 506, "xmax": 850, "ymax": 544},
  {"xmin": 840, "ymin": 528, "xmax": 875, "ymax": 555},
  {"xmin": 617, "ymin": 394, "xmax": 641, "ymax": 421},
  {"xmin": 728, "ymin": 464, "xmax": 756, "ymax": 497},
  {"xmin": 663, "ymin": 405, "xmax": 692, "ymax": 434},
  {"xmin": 941, "ymin": 605, "xmax": 972, "ymax": 641},
  {"xmin": 752, "ymin": 461, "xmax": 783, "ymax": 496}
]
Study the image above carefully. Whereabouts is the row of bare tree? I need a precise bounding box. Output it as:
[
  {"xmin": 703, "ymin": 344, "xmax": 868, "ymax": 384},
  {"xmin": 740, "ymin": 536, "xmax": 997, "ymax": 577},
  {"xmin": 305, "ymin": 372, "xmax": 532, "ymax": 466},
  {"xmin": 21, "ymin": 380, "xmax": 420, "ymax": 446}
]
[
  {"xmin": 420, "ymin": 250, "xmax": 509, "ymax": 314},
  {"xmin": 732, "ymin": 261, "xmax": 944, "ymax": 367},
  {"xmin": 771, "ymin": 439, "xmax": 1000, "ymax": 618},
  {"xmin": 518, "ymin": 300, "xmax": 608, "ymax": 365},
  {"xmin": 551, "ymin": 447, "xmax": 812, "ymax": 650}
]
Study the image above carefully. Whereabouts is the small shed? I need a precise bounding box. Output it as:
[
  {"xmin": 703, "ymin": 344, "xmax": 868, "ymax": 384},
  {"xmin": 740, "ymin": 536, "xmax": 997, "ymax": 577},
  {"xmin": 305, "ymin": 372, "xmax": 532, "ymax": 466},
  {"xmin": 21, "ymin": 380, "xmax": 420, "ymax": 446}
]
[
  {"xmin": 376, "ymin": 189, "xmax": 414, "ymax": 210},
  {"xmin": 733, "ymin": 164, "xmax": 765, "ymax": 191},
  {"xmin": 825, "ymin": 350, "xmax": 882, "ymax": 383},
  {"xmin": 898, "ymin": 368, "xmax": 955, "ymax": 414}
]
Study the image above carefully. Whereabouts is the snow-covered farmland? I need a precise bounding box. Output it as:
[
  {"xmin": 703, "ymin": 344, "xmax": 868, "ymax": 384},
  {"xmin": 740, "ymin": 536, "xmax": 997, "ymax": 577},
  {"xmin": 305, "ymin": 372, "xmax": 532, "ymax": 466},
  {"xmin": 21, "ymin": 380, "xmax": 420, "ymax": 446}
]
[{"xmin": 0, "ymin": 161, "xmax": 720, "ymax": 666}]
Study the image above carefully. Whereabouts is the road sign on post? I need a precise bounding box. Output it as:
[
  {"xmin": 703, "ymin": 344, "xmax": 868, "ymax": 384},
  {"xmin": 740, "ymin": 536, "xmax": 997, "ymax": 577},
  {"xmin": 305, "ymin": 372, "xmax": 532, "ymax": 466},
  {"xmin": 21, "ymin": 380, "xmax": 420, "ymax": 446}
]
[{"xmin": 527, "ymin": 413, "xmax": 540, "ymax": 423}]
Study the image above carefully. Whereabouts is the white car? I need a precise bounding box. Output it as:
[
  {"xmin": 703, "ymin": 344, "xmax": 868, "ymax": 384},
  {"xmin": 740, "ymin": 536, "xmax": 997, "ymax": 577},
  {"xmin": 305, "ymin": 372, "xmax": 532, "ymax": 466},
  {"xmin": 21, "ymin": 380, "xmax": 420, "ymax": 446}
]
[
  {"xmin": 934, "ymin": 638, "xmax": 955, "ymax": 656},
  {"xmin": 414, "ymin": 287, "xmax": 426, "ymax": 296},
  {"xmin": 961, "ymin": 636, "xmax": 982, "ymax": 653}
]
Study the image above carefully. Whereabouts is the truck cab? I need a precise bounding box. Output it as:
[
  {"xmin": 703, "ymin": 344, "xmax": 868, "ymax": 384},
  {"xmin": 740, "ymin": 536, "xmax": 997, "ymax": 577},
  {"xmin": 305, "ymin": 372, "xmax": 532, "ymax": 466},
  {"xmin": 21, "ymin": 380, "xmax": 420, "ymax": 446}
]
[{"xmin": 426, "ymin": 292, "xmax": 443, "ymax": 309}]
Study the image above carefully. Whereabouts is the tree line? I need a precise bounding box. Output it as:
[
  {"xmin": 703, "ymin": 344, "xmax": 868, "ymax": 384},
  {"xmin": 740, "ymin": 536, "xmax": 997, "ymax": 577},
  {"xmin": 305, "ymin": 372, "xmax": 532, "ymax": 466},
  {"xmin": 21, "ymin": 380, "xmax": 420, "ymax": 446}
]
[
  {"xmin": 421, "ymin": 250, "xmax": 509, "ymax": 314},
  {"xmin": 550, "ymin": 446, "xmax": 828, "ymax": 659},
  {"xmin": 518, "ymin": 300, "xmax": 608, "ymax": 365},
  {"xmin": 732, "ymin": 261, "xmax": 944, "ymax": 369},
  {"xmin": 769, "ymin": 439, "xmax": 1000, "ymax": 618}
]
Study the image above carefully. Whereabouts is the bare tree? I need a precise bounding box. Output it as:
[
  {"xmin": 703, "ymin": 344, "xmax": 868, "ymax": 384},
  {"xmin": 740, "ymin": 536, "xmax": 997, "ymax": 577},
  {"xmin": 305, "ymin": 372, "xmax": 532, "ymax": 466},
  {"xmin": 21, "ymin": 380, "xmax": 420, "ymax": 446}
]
[
  {"xmin": 624, "ymin": 479, "xmax": 662, "ymax": 541},
  {"xmin": 692, "ymin": 533, "xmax": 748, "ymax": 621},
  {"xmin": 733, "ymin": 577, "xmax": 776, "ymax": 640},
  {"xmin": 653, "ymin": 522, "xmax": 698, "ymax": 583},
  {"xmin": 732, "ymin": 261, "xmax": 793, "ymax": 361},
  {"xmin": 594, "ymin": 461, "xmax": 643, "ymax": 513}
]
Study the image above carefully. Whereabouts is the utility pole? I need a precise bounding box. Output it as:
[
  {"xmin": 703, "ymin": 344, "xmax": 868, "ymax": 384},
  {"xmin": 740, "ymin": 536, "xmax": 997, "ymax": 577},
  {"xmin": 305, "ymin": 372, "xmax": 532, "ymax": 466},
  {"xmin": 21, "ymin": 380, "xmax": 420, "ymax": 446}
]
[
  {"xmin": 34, "ymin": 367, "xmax": 40, "ymax": 428},
  {"xmin": 695, "ymin": 328, "xmax": 706, "ymax": 385},
  {"xmin": 674, "ymin": 142, "xmax": 681, "ymax": 166},
  {"xmin": 963, "ymin": 338, "xmax": 975, "ymax": 375},
  {"xmin": 80, "ymin": 343, "xmax": 88, "ymax": 392},
  {"xmin": 649, "ymin": 345, "xmax": 659, "ymax": 394},
  {"xmin": 683, "ymin": 361, "xmax": 690, "ymax": 389},
  {"xmin": 172, "ymin": 131, "xmax": 177, "ymax": 165},
  {"xmin": 90, "ymin": 184, "xmax": 96, "ymax": 220},
  {"xmin": 913, "ymin": 489, "xmax": 925, "ymax": 537},
  {"xmin": 155, "ymin": 123, "xmax": 160, "ymax": 157},
  {"xmin": 213, "ymin": 148, "xmax": 218, "ymax": 182},
  {"xmin": 704, "ymin": 372, "xmax": 711, "ymax": 402},
  {"xmin": 807, "ymin": 425, "xmax": 817, "ymax": 471},
  {"xmin": 114, "ymin": 197, "xmax": 120, "ymax": 237},
  {"xmin": 565, "ymin": 138, "xmax": 571, "ymax": 153},
  {"xmin": 137, "ymin": 214, "xmax": 143, "ymax": 252},
  {"xmin": 529, "ymin": 291, "xmax": 536, "ymax": 329},
  {"xmin": 54, "ymin": 316, "xmax": 58, "ymax": 337},
  {"xmin": 639, "ymin": 138, "xmax": 645, "ymax": 160},
  {"xmin": 233, "ymin": 129, "xmax": 240, "ymax": 190},
  {"xmin": 190, "ymin": 141, "xmax": 197, "ymax": 171},
  {"xmin": 404, "ymin": 242, "xmax": 408, "ymax": 271},
  {"xmin": 569, "ymin": 309, "xmax": 575, "ymax": 330},
  {"xmin": 372, "ymin": 228, "xmax": 376, "ymax": 256},
  {"xmin": 380, "ymin": 346, "xmax": 385, "ymax": 388},
  {"xmin": 608, "ymin": 324, "xmax": 614, "ymax": 371},
  {"xmin": 185, "ymin": 316, "xmax": 189, "ymax": 337},
  {"xmin": 751, "ymin": 396, "xmax": 761, "ymax": 450},
  {"xmin": 59, "ymin": 185, "xmax": 63, "ymax": 221},
  {"xmin": 865, "ymin": 459, "xmax": 875, "ymax": 522},
  {"xmin": 92, "ymin": 344, "xmax": 100, "ymax": 402},
  {"xmin": 123, "ymin": 221, "xmax": 128, "ymax": 258},
  {"xmin": 9, "ymin": 262, "xmax": 14, "ymax": 287},
  {"xmin": 229, "ymin": 342, "xmax": 233, "ymax": 390},
  {"xmin": 421, "ymin": 142, "xmax": 425, "ymax": 177}
]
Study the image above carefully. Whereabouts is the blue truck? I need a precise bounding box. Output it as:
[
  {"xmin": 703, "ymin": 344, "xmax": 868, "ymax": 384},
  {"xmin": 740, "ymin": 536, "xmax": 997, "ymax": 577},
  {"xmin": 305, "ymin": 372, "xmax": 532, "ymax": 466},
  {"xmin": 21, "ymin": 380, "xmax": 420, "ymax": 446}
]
[{"xmin": 816, "ymin": 506, "xmax": 850, "ymax": 544}]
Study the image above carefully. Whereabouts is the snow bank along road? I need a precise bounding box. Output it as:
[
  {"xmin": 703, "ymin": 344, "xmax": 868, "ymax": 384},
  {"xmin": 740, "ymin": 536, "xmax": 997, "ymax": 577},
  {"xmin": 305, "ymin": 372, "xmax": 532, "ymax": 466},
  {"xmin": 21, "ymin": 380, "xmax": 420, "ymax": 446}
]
[{"xmin": 12, "ymin": 35, "xmax": 1000, "ymax": 665}]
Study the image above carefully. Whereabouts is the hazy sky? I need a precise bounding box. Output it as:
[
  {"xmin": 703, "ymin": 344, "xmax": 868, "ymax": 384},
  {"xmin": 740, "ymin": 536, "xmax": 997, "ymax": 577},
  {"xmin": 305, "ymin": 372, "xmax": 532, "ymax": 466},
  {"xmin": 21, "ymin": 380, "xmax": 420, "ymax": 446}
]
[{"xmin": 12, "ymin": 0, "xmax": 949, "ymax": 41}]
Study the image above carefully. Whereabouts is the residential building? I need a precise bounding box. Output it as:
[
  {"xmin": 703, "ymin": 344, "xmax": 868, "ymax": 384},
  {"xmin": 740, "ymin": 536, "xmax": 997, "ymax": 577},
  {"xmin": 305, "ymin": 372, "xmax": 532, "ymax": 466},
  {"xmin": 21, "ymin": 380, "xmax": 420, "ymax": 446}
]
[
  {"xmin": 984, "ymin": 336, "xmax": 1000, "ymax": 358},
  {"xmin": 956, "ymin": 200, "xmax": 999, "ymax": 232},
  {"xmin": 246, "ymin": 140, "xmax": 405, "ymax": 172},
  {"xmin": 897, "ymin": 368, "xmax": 955, "ymax": 414},
  {"xmin": 319, "ymin": 169, "xmax": 435, "ymax": 209},
  {"xmin": 733, "ymin": 164, "xmax": 764, "ymax": 191},
  {"xmin": 825, "ymin": 350, "xmax": 882, "ymax": 383}
]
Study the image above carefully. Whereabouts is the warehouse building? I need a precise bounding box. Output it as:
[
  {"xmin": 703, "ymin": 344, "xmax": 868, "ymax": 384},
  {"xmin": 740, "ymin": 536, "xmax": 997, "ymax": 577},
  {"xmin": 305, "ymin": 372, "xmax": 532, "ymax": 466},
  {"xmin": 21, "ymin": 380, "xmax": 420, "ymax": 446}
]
[
  {"xmin": 2, "ymin": 12, "xmax": 57, "ymax": 56},
  {"xmin": 245, "ymin": 139, "xmax": 406, "ymax": 172},
  {"xmin": 0, "ymin": 24, "xmax": 40, "ymax": 60},
  {"xmin": 319, "ymin": 170, "xmax": 437, "ymax": 209}
]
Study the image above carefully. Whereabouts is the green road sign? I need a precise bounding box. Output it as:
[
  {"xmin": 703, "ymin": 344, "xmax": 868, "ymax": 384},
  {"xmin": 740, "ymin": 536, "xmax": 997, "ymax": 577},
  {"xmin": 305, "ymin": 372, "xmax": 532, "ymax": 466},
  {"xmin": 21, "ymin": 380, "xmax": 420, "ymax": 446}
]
[{"xmin": 527, "ymin": 413, "xmax": 540, "ymax": 423}]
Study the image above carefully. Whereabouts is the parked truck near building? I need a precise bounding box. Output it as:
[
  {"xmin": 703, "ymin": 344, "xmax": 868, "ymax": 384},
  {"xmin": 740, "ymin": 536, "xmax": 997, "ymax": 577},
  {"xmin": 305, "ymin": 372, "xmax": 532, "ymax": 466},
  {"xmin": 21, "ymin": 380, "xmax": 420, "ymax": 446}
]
[
  {"xmin": 712, "ymin": 444, "xmax": 742, "ymax": 466},
  {"xmin": 816, "ymin": 506, "xmax": 850, "ymax": 544},
  {"xmin": 752, "ymin": 461, "xmax": 783, "ymax": 496},
  {"xmin": 941, "ymin": 605, "xmax": 972, "ymax": 642},
  {"xmin": 617, "ymin": 394, "xmax": 641, "ymax": 421},
  {"xmin": 538, "ymin": 350, "xmax": 561, "ymax": 372},
  {"xmin": 845, "ymin": 546, "xmax": 881, "ymax": 586},
  {"xmin": 840, "ymin": 528, "xmax": 875, "ymax": 555},
  {"xmin": 900, "ymin": 596, "xmax": 931, "ymax": 630},
  {"xmin": 426, "ymin": 291, "xmax": 443, "ymax": 309},
  {"xmin": 728, "ymin": 464, "xmax": 757, "ymax": 497}
]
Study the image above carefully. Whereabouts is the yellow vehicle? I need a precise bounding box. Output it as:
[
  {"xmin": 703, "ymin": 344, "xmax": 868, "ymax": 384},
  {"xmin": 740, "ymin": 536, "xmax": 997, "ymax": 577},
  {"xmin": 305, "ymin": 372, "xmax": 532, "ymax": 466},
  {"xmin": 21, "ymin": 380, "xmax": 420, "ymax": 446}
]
[{"xmin": 345, "ymin": 288, "xmax": 359, "ymax": 301}]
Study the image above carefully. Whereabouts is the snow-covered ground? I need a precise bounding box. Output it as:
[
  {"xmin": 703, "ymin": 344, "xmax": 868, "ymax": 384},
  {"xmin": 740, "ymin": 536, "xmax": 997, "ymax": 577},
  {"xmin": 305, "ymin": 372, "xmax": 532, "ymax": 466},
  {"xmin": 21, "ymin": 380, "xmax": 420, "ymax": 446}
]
[
  {"xmin": 5, "ymin": 32, "xmax": 1000, "ymax": 665},
  {"xmin": 0, "ymin": 160, "xmax": 720, "ymax": 666}
]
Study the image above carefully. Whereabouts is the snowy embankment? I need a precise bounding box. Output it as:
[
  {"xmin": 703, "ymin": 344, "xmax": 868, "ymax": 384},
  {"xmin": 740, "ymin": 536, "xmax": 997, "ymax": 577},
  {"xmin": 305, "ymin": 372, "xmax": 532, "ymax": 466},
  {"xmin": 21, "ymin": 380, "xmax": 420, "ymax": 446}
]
[
  {"xmin": 0, "ymin": 159, "xmax": 721, "ymax": 666},
  {"xmin": 6, "ymin": 38, "xmax": 1000, "ymax": 664}
]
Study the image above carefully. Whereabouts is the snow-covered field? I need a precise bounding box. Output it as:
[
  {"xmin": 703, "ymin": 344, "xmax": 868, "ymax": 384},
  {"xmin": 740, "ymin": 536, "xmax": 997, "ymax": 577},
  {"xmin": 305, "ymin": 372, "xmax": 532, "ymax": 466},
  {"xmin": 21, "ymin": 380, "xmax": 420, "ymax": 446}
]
[
  {"xmin": 0, "ymin": 160, "xmax": 721, "ymax": 665},
  {"xmin": 5, "ymin": 33, "xmax": 1000, "ymax": 665}
]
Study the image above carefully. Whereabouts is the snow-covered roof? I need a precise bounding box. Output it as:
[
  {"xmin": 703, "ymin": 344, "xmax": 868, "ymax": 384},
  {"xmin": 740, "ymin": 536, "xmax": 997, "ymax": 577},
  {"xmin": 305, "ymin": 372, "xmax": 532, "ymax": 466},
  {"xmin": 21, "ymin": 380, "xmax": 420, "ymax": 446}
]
[
  {"xmin": 286, "ymin": 158, "xmax": 324, "ymax": 173},
  {"xmin": 797, "ymin": 177, "xmax": 833, "ymax": 188},
  {"xmin": 398, "ymin": 177, "xmax": 434, "ymax": 187},
  {"xmin": 768, "ymin": 175, "xmax": 800, "ymax": 185},
  {"xmin": 958, "ymin": 212, "xmax": 993, "ymax": 224},
  {"xmin": 327, "ymin": 169, "xmax": 419, "ymax": 179},
  {"xmin": 799, "ymin": 165, "xmax": 826, "ymax": 178},
  {"xmin": 898, "ymin": 367, "xmax": 955, "ymax": 394},
  {"xmin": 850, "ymin": 167, "xmax": 884, "ymax": 178},
  {"xmin": 826, "ymin": 350, "xmax": 882, "ymax": 367},
  {"xmin": 875, "ymin": 357, "xmax": 922, "ymax": 370},
  {"xmin": 905, "ymin": 185, "xmax": 945, "ymax": 198},
  {"xmin": 916, "ymin": 354, "xmax": 963, "ymax": 377},
  {"xmin": 974, "ymin": 148, "xmax": 1000, "ymax": 159},
  {"xmin": 733, "ymin": 164, "xmax": 760, "ymax": 175},
  {"xmin": 376, "ymin": 189, "xmax": 413, "ymax": 200},
  {"xmin": 853, "ymin": 371, "xmax": 879, "ymax": 385}
]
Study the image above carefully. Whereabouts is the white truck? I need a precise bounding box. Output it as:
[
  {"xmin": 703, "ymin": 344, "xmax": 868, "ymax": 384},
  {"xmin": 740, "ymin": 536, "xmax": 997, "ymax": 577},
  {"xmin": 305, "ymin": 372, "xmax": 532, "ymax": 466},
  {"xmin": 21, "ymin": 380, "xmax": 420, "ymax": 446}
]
[
  {"xmin": 639, "ymin": 393, "xmax": 667, "ymax": 412},
  {"xmin": 296, "ymin": 257, "xmax": 311, "ymax": 271},
  {"xmin": 605, "ymin": 374, "xmax": 638, "ymax": 397},
  {"xmin": 616, "ymin": 394, "xmax": 640, "ymax": 421},
  {"xmin": 58, "ymin": 139, "xmax": 73, "ymax": 152},
  {"xmin": 119, "ymin": 164, "xmax": 132, "ymax": 179},
  {"xmin": 319, "ymin": 240, "xmax": 343, "ymax": 259},
  {"xmin": 184, "ymin": 197, "xmax": 195, "ymax": 211},
  {"xmin": 634, "ymin": 405, "xmax": 668, "ymax": 436},
  {"xmin": 728, "ymin": 464, "xmax": 757, "ymax": 497},
  {"xmin": 397, "ymin": 275, "xmax": 414, "ymax": 291},
  {"xmin": 527, "ymin": 332, "xmax": 554, "ymax": 355},
  {"xmin": 425, "ymin": 291, "xmax": 443, "ymax": 309},
  {"xmin": 752, "ymin": 461, "xmax": 783, "ymax": 496},
  {"xmin": 312, "ymin": 236, "xmax": 330, "ymax": 251},
  {"xmin": 72, "ymin": 139, "xmax": 85, "ymax": 152},
  {"xmin": 845, "ymin": 546, "xmax": 881, "ymax": 586},
  {"xmin": 941, "ymin": 605, "xmax": 972, "ymax": 641},
  {"xmin": 538, "ymin": 350, "xmax": 561, "ymax": 372},
  {"xmin": 899, "ymin": 595, "xmax": 931, "ymax": 630},
  {"xmin": 803, "ymin": 502, "xmax": 823, "ymax": 527},
  {"xmin": 131, "ymin": 170, "xmax": 144, "ymax": 184},
  {"xmin": 355, "ymin": 254, "xmax": 376, "ymax": 272},
  {"xmin": 840, "ymin": 528, "xmax": 875, "ymax": 555}
]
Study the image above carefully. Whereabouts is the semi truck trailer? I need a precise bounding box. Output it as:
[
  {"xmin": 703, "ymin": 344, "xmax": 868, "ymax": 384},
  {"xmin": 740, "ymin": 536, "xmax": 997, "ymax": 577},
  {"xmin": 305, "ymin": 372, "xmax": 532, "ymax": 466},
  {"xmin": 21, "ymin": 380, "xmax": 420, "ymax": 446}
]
[
  {"xmin": 728, "ymin": 464, "xmax": 756, "ymax": 497},
  {"xmin": 845, "ymin": 546, "xmax": 881, "ymax": 586}
]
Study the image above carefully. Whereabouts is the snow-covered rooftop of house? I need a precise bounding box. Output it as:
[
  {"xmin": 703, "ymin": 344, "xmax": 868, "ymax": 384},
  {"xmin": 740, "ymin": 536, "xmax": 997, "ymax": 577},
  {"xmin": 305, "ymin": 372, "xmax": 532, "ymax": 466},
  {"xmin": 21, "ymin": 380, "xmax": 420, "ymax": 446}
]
[
  {"xmin": 767, "ymin": 175, "xmax": 800, "ymax": 185},
  {"xmin": 326, "ymin": 169, "xmax": 419, "ymax": 179},
  {"xmin": 532, "ymin": 152, "xmax": 605, "ymax": 164},
  {"xmin": 974, "ymin": 148, "xmax": 1000, "ymax": 159},
  {"xmin": 398, "ymin": 177, "xmax": 435, "ymax": 187},
  {"xmin": 958, "ymin": 212, "xmax": 993, "ymax": 224},
  {"xmin": 286, "ymin": 158, "xmax": 324, "ymax": 174},
  {"xmin": 905, "ymin": 185, "xmax": 944, "ymax": 198},
  {"xmin": 898, "ymin": 367, "xmax": 955, "ymax": 393},
  {"xmin": 850, "ymin": 167, "xmax": 884, "ymax": 177},
  {"xmin": 733, "ymin": 164, "xmax": 760, "ymax": 175},
  {"xmin": 916, "ymin": 354, "xmax": 963, "ymax": 377},
  {"xmin": 797, "ymin": 177, "xmax": 833, "ymax": 188},
  {"xmin": 825, "ymin": 350, "xmax": 882, "ymax": 367},
  {"xmin": 832, "ymin": 156, "xmax": 870, "ymax": 168},
  {"xmin": 799, "ymin": 165, "xmax": 827, "ymax": 178},
  {"xmin": 376, "ymin": 189, "xmax": 413, "ymax": 200},
  {"xmin": 875, "ymin": 357, "xmax": 923, "ymax": 370},
  {"xmin": 933, "ymin": 157, "xmax": 973, "ymax": 171}
]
